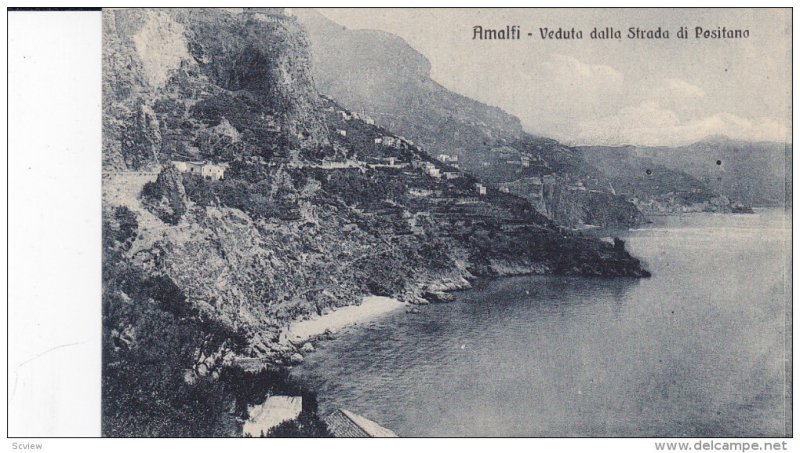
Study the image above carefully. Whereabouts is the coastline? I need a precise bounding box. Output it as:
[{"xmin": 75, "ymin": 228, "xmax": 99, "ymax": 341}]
[
  {"xmin": 289, "ymin": 211, "xmax": 789, "ymax": 436},
  {"xmin": 282, "ymin": 296, "xmax": 405, "ymax": 346}
]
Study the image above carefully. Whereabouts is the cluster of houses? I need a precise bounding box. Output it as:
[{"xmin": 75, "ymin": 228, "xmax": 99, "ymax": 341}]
[
  {"xmin": 171, "ymin": 160, "xmax": 228, "ymax": 181},
  {"xmin": 366, "ymin": 156, "xmax": 408, "ymax": 169},
  {"xmin": 437, "ymin": 153, "xmax": 459, "ymax": 165},
  {"xmin": 336, "ymin": 108, "xmax": 375, "ymax": 126},
  {"xmin": 493, "ymin": 147, "xmax": 542, "ymax": 168},
  {"xmin": 363, "ymin": 155, "xmax": 464, "ymax": 185},
  {"xmin": 352, "ymin": 110, "xmax": 375, "ymax": 125},
  {"xmin": 168, "ymin": 146, "xmax": 479, "ymax": 198},
  {"xmin": 501, "ymin": 154, "xmax": 535, "ymax": 168},
  {"xmin": 411, "ymin": 160, "xmax": 442, "ymax": 178},
  {"xmin": 409, "ymin": 158, "xmax": 481, "ymax": 191},
  {"xmin": 329, "ymin": 107, "xmax": 380, "ymax": 140},
  {"xmin": 375, "ymin": 135, "xmax": 413, "ymax": 150}
]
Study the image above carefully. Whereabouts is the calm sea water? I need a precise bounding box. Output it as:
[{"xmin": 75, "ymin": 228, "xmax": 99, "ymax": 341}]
[{"xmin": 292, "ymin": 210, "xmax": 791, "ymax": 437}]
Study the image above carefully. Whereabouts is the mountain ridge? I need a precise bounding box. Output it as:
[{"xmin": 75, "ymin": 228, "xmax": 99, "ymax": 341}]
[
  {"xmin": 296, "ymin": 9, "xmax": 651, "ymax": 229},
  {"xmin": 297, "ymin": 10, "xmax": 788, "ymax": 217},
  {"xmin": 575, "ymin": 137, "xmax": 790, "ymax": 208}
]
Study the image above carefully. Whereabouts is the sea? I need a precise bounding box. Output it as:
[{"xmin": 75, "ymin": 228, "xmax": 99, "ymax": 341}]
[{"xmin": 292, "ymin": 209, "xmax": 791, "ymax": 437}]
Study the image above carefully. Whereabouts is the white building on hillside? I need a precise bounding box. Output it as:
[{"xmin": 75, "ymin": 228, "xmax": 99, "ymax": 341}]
[
  {"xmin": 242, "ymin": 396, "xmax": 302, "ymax": 437},
  {"xmin": 172, "ymin": 160, "xmax": 228, "ymax": 181}
]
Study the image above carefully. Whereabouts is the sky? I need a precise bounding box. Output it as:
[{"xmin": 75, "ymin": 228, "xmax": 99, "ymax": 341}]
[{"xmin": 318, "ymin": 8, "xmax": 791, "ymax": 146}]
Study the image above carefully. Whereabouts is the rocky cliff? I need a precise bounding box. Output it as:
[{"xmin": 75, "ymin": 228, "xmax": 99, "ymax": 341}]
[
  {"xmin": 103, "ymin": 8, "xmax": 327, "ymax": 171},
  {"xmin": 102, "ymin": 8, "xmax": 649, "ymax": 437}
]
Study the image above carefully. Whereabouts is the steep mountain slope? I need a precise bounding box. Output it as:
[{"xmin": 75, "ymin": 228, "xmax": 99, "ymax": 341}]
[
  {"xmin": 102, "ymin": 8, "xmax": 649, "ymax": 436},
  {"xmin": 295, "ymin": 9, "xmax": 646, "ymax": 228},
  {"xmin": 577, "ymin": 137, "xmax": 790, "ymax": 211},
  {"xmin": 294, "ymin": 9, "xmax": 524, "ymax": 150}
]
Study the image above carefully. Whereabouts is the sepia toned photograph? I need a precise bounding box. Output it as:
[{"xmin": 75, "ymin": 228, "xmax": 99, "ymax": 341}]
[{"xmin": 95, "ymin": 7, "xmax": 791, "ymax": 438}]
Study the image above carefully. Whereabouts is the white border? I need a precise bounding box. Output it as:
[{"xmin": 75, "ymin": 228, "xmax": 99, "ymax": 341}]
[
  {"xmin": 7, "ymin": 10, "xmax": 102, "ymax": 437},
  {"xmin": 2, "ymin": 2, "xmax": 795, "ymax": 451}
]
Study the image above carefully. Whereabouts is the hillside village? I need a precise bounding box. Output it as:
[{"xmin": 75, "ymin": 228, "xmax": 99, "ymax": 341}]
[{"xmin": 166, "ymin": 96, "xmax": 491, "ymax": 199}]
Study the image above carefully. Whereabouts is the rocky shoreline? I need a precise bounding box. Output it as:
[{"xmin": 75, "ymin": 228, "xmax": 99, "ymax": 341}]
[
  {"xmin": 248, "ymin": 244, "xmax": 649, "ymax": 367},
  {"xmin": 239, "ymin": 254, "xmax": 649, "ymax": 436}
]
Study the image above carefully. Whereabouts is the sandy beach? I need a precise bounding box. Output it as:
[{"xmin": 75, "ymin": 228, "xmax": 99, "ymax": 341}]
[{"xmin": 283, "ymin": 296, "xmax": 403, "ymax": 345}]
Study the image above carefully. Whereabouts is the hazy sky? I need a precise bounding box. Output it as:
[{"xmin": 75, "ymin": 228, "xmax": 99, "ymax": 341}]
[{"xmin": 318, "ymin": 8, "xmax": 791, "ymax": 146}]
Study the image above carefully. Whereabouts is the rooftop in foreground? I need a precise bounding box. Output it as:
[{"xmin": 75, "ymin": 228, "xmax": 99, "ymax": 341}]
[{"xmin": 325, "ymin": 409, "xmax": 398, "ymax": 438}]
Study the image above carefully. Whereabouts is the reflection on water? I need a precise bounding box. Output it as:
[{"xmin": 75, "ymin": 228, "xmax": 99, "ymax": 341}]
[{"xmin": 292, "ymin": 210, "xmax": 790, "ymax": 437}]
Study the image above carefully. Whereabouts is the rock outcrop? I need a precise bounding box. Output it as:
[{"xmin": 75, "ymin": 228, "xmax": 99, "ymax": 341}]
[{"xmin": 139, "ymin": 165, "xmax": 188, "ymax": 224}]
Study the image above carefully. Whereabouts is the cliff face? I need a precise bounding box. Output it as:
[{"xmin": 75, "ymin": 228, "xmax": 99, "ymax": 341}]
[
  {"xmin": 103, "ymin": 8, "xmax": 327, "ymax": 171},
  {"xmin": 102, "ymin": 8, "xmax": 649, "ymax": 436},
  {"xmin": 545, "ymin": 183, "xmax": 648, "ymax": 227}
]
